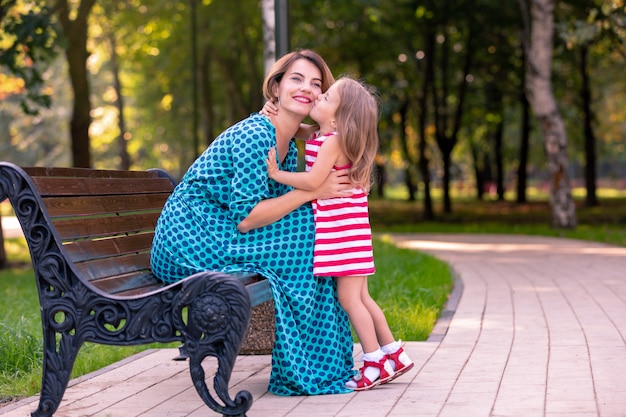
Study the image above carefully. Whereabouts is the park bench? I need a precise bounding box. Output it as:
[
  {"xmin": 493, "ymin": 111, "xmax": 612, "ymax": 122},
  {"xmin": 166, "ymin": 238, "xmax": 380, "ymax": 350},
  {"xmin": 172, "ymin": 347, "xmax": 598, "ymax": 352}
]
[{"xmin": 0, "ymin": 162, "xmax": 272, "ymax": 417}]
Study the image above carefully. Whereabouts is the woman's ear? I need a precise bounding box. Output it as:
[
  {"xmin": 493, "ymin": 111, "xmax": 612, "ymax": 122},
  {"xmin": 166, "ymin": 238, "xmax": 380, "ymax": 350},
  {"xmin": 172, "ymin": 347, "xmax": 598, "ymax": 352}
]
[{"xmin": 272, "ymin": 85, "xmax": 280, "ymax": 103}]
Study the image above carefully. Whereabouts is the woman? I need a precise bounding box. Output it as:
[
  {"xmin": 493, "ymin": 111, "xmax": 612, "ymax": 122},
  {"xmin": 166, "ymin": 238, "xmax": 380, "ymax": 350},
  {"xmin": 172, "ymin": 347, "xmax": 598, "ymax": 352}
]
[{"xmin": 151, "ymin": 50, "xmax": 355, "ymax": 395}]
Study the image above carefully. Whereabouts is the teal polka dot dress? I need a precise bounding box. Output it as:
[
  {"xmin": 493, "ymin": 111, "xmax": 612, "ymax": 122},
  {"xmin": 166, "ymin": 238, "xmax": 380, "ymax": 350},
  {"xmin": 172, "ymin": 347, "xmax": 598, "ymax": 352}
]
[{"xmin": 151, "ymin": 113, "xmax": 355, "ymax": 395}]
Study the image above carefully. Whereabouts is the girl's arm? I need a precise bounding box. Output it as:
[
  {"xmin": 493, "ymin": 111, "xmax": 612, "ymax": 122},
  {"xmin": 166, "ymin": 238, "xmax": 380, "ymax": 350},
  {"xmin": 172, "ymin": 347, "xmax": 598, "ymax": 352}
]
[
  {"xmin": 266, "ymin": 135, "xmax": 341, "ymax": 191},
  {"xmin": 237, "ymin": 169, "xmax": 351, "ymax": 233}
]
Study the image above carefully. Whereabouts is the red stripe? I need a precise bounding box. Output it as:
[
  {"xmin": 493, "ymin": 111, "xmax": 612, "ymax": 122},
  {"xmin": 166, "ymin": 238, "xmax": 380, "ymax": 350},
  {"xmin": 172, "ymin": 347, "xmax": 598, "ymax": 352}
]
[
  {"xmin": 314, "ymin": 246, "xmax": 373, "ymax": 256},
  {"xmin": 315, "ymin": 257, "xmax": 374, "ymax": 267},
  {"xmin": 316, "ymin": 200, "xmax": 368, "ymax": 211},
  {"xmin": 315, "ymin": 224, "xmax": 370, "ymax": 233},
  {"xmin": 317, "ymin": 268, "xmax": 376, "ymax": 277},
  {"xmin": 316, "ymin": 213, "xmax": 370, "ymax": 224},
  {"xmin": 315, "ymin": 235, "xmax": 372, "ymax": 244}
]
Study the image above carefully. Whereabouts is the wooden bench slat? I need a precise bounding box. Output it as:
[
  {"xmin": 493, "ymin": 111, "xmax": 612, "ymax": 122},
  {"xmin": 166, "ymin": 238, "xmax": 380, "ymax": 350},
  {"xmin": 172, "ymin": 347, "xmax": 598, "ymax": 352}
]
[
  {"xmin": 23, "ymin": 166, "xmax": 163, "ymax": 179},
  {"xmin": 30, "ymin": 177, "xmax": 175, "ymax": 197},
  {"xmin": 63, "ymin": 233, "xmax": 155, "ymax": 263},
  {"xmin": 73, "ymin": 252, "xmax": 152, "ymax": 281},
  {"xmin": 89, "ymin": 271, "xmax": 163, "ymax": 295},
  {"xmin": 42, "ymin": 193, "xmax": 170, "ymax": 217},
  {"xmin": 53, "ymin": 213, "xmax": 160, "ymax": 240}
]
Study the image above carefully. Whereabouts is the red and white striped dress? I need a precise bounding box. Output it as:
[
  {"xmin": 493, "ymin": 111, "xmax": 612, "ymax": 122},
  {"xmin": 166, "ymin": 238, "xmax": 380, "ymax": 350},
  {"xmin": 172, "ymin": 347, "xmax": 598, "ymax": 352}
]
[{"xmin": 306, "ymin": 132, "xmax": 376, "ymax": 277}]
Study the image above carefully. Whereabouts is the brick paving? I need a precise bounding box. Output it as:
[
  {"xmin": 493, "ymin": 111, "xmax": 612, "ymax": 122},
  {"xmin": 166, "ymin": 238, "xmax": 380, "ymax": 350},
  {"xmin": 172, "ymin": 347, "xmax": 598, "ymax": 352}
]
[{"xmin": 1, "ymin": 233, "xmax": 625, "ymax": 417}]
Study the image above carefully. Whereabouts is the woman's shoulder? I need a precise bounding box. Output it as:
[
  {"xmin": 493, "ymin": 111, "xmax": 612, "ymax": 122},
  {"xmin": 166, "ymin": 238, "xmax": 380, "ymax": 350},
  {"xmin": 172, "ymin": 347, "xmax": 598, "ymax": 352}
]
[{"xmin": 225, "ymin": 113, "xmax": 274, "ymax": 138}]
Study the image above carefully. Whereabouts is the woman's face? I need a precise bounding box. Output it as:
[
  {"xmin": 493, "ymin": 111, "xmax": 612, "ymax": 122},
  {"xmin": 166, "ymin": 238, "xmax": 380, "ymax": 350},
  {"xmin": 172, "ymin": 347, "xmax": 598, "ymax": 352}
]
[{"xmin": 275, "ymin": 59, "xmax": 323, "ymax": 118}]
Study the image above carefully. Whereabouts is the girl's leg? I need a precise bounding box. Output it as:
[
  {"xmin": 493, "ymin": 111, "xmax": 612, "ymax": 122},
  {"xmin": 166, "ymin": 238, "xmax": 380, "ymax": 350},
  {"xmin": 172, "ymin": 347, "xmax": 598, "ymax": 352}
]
[
  {"xmin": 360, "ymin": 279, "xmax": 415, "ymax": 379},
  {"xmin": 360, "ymin": 278, "xmax": 395, "ymax": 346},
  {"xmin": 337, "ymin": 276, "xmax": 394, "ymax": 390},
  {"xmin": 336, "ymin": 276, "xmax": 379, "ymax": 353}
]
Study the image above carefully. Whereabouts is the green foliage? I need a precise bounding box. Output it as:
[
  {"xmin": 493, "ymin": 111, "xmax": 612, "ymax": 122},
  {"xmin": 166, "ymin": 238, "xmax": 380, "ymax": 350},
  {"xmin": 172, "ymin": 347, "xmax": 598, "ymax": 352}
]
[
  {"xmin": 0, "ymin": 0, "xmax": 59, "ymax": 114},
  {"xmin": 1, "ymin": 0, "xmax": 626, "ymax": 209}
]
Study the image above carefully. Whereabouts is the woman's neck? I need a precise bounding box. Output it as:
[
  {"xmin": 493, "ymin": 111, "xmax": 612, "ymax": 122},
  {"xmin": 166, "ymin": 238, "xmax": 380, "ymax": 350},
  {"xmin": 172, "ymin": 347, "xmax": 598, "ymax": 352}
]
[{"xmin": 269, "ymin": 113, "xmax": 303, "ymax": 161}]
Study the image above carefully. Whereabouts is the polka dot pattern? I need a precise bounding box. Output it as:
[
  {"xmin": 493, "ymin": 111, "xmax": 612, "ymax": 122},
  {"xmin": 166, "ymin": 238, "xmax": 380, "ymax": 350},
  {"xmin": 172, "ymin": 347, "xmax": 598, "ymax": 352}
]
[{"xmin": 151, "ymin": 114, "xmax": 355, "ymax": 395}]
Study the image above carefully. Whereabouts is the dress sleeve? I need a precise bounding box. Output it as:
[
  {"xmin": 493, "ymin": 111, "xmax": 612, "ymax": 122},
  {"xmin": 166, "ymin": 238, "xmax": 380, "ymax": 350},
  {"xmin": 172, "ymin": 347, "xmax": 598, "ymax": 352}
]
[{"xmin": 229, "ymin": 118, "xmax": 274, "ymax": 225}]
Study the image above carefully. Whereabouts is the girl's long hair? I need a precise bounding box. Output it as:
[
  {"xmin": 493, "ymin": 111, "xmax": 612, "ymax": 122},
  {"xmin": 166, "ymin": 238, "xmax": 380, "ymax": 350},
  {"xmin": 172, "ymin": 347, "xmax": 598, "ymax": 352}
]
[{"xmin": 334, "ymin": 77, "xmax": 379, "ymax": 190}]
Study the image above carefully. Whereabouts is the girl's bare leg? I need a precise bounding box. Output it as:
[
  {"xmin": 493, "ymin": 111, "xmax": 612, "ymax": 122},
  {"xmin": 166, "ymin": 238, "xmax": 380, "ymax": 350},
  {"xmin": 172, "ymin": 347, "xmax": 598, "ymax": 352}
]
[
  {"xmin": 360, "ymin": 278, "xmax": 395, "ymax": 346},
  {"xmin": 336, "ymin": 276, "xmax": 379, "ymax": 353}
]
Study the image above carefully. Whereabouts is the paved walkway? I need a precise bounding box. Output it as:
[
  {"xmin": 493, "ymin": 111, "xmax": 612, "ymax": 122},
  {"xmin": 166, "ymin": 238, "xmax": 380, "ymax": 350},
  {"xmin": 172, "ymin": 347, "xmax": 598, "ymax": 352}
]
[{"xmin": 1, "ymin": 233, "xmax": 625, "ymax": 416}]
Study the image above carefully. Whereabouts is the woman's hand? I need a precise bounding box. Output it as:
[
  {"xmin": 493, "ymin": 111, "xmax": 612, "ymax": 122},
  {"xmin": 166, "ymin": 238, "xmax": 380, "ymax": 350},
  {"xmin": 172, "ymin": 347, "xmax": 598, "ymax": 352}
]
[
  {"xmin": 260, "ymin": 101, "xmax": 278, "ymax": 116},
  {"xmin": 314, "ymin": 169, "xmax": 353, "ymax": 200}
]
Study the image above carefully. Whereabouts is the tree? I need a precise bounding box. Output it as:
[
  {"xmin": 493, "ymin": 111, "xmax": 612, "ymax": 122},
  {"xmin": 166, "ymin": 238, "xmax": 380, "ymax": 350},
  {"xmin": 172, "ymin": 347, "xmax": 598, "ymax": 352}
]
[
  {"xmin": 1, "ymin": 0, "xmax": 58, "ymax": 269},
  {"xmin": 52, "ymin": 0, "xmax": 96, "ymax": 168},
  {"xmin": 428, "ymin": 3, "xmax": 475, "ymax": 214},
  {"xmin": 0, "ymin": 0, "xmax": 58, "ymax": 114},
  {"xmin": 520, "ymin": 0, "xmax": 576, "ymax": 228}
]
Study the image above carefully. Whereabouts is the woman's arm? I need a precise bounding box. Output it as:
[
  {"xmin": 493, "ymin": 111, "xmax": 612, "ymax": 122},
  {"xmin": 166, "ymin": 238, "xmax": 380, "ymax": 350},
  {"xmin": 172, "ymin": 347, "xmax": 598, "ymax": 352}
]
[{"xmin": 237, "ymin": 169, "xmax": 350, "ymax": 233}]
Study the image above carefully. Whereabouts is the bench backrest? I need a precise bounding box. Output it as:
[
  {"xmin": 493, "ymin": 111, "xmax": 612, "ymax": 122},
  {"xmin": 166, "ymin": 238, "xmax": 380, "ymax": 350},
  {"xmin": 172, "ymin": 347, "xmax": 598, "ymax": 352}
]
[{"xmin": 20, "ymin": 166, "xmax": 176, "ymax": 296}]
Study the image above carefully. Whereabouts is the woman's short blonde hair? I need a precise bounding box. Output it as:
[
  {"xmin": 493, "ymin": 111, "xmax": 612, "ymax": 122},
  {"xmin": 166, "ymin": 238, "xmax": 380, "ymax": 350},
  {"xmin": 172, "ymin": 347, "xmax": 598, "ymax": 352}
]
[{"xmin": 263, "ymin": 49, "xmax": 335, "ymax": 103}]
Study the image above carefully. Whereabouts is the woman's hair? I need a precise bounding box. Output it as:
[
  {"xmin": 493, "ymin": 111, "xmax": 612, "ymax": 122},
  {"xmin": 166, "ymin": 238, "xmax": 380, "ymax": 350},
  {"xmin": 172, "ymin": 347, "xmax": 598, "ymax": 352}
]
[
  {"xmin": 334, "ymin": 77, "xmax": 380, "ymax": 190},
  {"xmin": 263, "ymin": 49, "xmax": 335, "ymax": 102}
]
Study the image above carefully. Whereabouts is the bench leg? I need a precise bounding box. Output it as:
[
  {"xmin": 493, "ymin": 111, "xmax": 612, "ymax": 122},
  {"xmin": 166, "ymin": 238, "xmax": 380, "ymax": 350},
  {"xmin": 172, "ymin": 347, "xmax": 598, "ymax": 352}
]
[
  {"xmin": 173, "ymin": 271, "xmax": 254, "ymax": 417},
  {"xmin": 32, "ymin": 328, "xmax": 81, "ymax": 417}
]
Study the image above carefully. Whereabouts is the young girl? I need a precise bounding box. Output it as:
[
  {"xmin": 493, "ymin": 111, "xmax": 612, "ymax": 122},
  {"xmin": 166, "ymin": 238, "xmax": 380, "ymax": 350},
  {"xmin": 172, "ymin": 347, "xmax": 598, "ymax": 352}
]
[{"xmin": 264, "ymin": 76, "xmax": 414, "ymax": 391}]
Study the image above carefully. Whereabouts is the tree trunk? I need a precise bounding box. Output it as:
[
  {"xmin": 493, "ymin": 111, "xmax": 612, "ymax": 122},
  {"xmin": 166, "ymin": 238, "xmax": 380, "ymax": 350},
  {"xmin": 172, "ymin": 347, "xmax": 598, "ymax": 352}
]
[
  {"xmin": 0, "ymin": 212, "xmax": 6, "ymax": 270},
  {"xmin": 109, "ymin": 32, "xmax": 131, "ymax": 170},
  {"xmin": 398, "ymin": 100, "xmax": 417, "ymax": 202},
  {"xmin": 441, "ymin": 147, "xmax": 452, "ymax": 213},
  {"xmin": 580, "ymin": 45, "xmax": 598, "ymax": 207},
  {"xmin": 520, "ymin": 0, "xmax": 576, "ymax": 228},
  {"xmin": 57, "ymin": 0, "xmax": 96, "ymax": 168},
  {"xmin": 494, "ymin": 119, "xmax": 505, "ymax": 201},
  {"xmin": 486, "ymin": 81, "xmax": 505, "ymax": 201},
  {"xmin": 471, "ymin": 144, "xmax": 486, "ymax": 200},
  {"xmin": 430, "ymin": 23, "xmax": 473, "ymax": 214},
  {"xmin": 516, "ymin": 50, "xmax": 531, "ymax": 204},
  {"xmin": 200, "ymin": 44, "xmax": 215, "ymax": 147},
  {"xmin": 262, "ymin": 0, "xmax": 276, "ymax": 74},
  {"xmin": 418, "ymin": 30, "xmax": 435, "ymax": 220}
]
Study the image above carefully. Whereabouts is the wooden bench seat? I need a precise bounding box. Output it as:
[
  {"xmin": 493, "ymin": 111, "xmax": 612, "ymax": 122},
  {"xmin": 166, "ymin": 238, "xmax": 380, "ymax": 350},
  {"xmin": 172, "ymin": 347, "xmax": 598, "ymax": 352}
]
[{"xmin": 0, "ymin": 162, "xmax": 271, "ymax": 417}]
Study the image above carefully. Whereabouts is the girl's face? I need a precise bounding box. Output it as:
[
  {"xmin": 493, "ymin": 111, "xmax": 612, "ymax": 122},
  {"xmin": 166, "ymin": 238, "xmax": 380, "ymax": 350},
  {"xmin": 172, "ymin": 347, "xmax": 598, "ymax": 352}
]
[
  {"xmin": 275, "ymin": 59, "xmax": 323, "ymax": 118},
  {"xmin": 309, "ymin": 80, "xmax": 341, "ymax": 127}
]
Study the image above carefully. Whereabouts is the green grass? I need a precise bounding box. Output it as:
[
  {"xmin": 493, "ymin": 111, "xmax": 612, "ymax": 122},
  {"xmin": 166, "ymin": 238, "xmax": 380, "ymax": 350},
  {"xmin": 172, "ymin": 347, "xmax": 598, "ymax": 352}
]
[
  {"xmin": 0, "ymin": 263, "xmax": 169, "ymax": 401},
  {"xmin": 369, "ymin": 236, "xmax": 453, "ymax": 341}
]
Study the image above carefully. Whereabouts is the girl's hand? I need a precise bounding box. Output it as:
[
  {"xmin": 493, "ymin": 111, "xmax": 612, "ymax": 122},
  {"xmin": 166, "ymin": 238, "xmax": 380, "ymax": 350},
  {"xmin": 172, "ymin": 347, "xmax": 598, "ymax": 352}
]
[
  {"xmin": 260, "ymin": 101, "xmax": 278, "ymax": 116},
  {"xmin": 314, "ymin": 169, "xmax": 353, "ymax": 200},
  {"xmin": 266, "ymin": 148, "xmax": 279, "ymax": 179}
]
